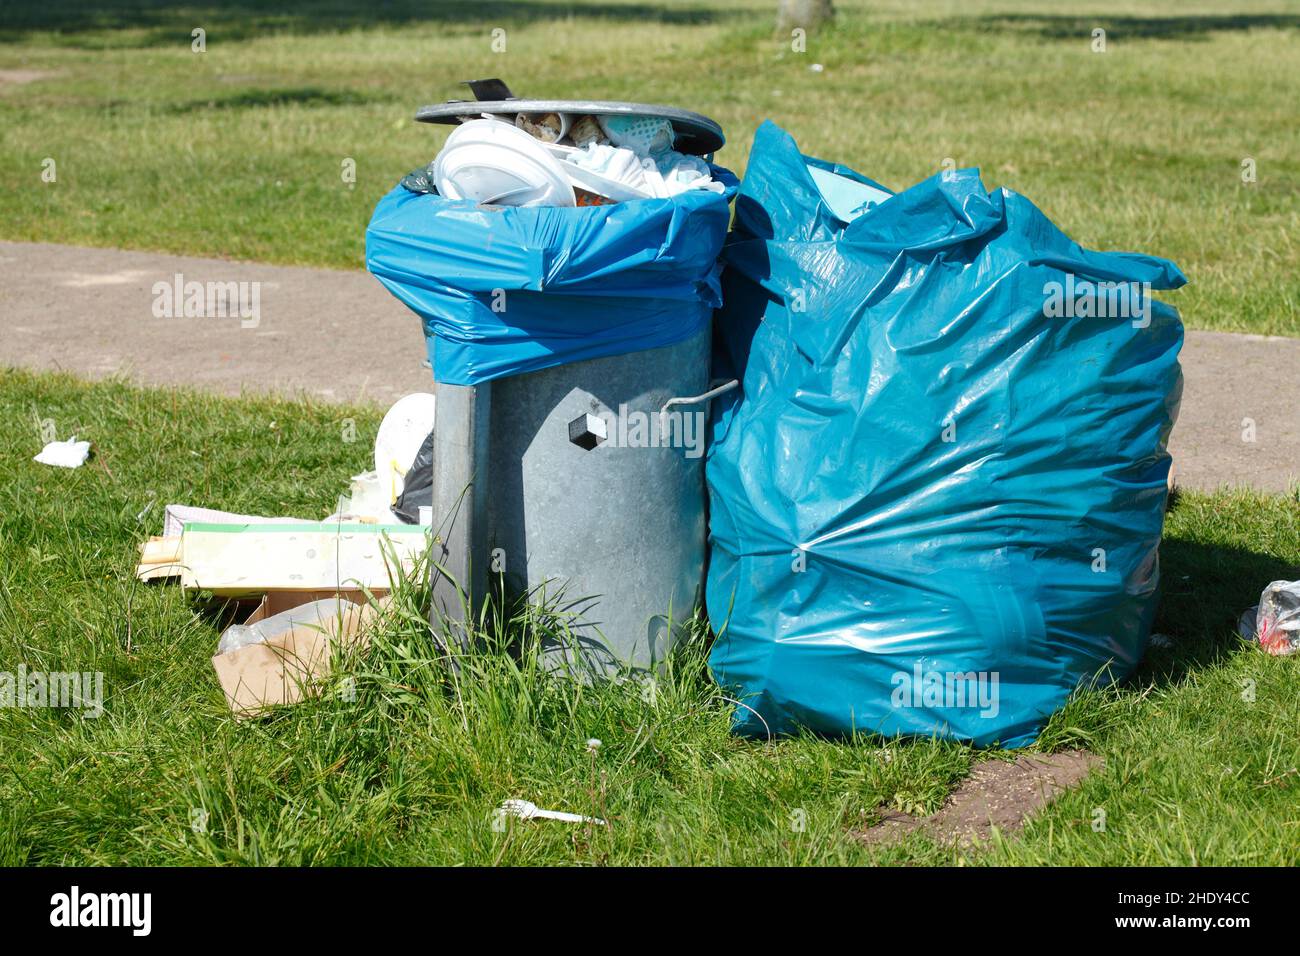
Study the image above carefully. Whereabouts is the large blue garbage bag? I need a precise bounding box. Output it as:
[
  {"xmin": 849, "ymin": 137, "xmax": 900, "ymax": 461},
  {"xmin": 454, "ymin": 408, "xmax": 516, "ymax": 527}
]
[
  {"xmin": 365, "ymin": 169, "xmax": 738, "ymax": 385},
  {"xmin": 706, "ymin": 121, "xmax": 1185, "ymax": 747}
]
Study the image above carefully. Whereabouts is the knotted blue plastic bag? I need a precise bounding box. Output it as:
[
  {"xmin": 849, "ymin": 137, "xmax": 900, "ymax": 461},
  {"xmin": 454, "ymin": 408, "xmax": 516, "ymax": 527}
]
[
  {"xmin": 365, "ymin": 168, "xmax": 737, "ymax": 385},
  {"xmin": 707, "ymin": 121, "xmax": 1185, "ymax": 747}
]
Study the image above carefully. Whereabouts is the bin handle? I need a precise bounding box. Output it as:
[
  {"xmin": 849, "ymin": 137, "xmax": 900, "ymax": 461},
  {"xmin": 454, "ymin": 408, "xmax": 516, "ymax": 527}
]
[{"xmin": 659, "ymin": 378, "xmax": 739, "ymax": 430}]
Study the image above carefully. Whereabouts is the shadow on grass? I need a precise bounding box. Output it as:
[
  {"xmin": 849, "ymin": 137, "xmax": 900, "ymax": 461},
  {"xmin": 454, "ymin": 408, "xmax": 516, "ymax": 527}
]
[
  {"xmin": 965, "ymin": 12, "xmax": 1300, "ymax": 43},
  {"xmin": 1143, "ymin": 529, "xmax": 1298, "ymax": 687},
  {"xmin": 167, "ymin": 87, "xmax": 389, "ymax": 113},
  {"xmin": 0, "ymin": 0, "xmax": 751, "ymax": 48}
]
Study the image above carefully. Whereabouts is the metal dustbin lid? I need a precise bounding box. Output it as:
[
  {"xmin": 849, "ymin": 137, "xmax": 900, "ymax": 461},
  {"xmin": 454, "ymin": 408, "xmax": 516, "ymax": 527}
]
[{"xmin": 415, "ymin": 98, "xmax": 725, "ymax": 156}]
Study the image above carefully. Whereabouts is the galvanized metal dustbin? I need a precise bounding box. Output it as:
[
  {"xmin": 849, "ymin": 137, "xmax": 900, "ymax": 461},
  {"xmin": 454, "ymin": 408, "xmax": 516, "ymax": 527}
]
[
  {"xmin": 487, "ymin": 327, "xmax": 712, "ymax": 671},
  {"xmin": 410, "ymin": 81, "xmax": 730, "ymax": 672},
  {"xmin": 429, "ymin": 328, "xmax": 720, "ymax": 673}
]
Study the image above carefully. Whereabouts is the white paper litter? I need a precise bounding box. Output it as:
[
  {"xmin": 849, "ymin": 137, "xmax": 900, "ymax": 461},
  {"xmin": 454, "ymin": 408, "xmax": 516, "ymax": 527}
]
[{"xmin": 33, "ymin": 436, "xmax": 91, "ymax": 469}]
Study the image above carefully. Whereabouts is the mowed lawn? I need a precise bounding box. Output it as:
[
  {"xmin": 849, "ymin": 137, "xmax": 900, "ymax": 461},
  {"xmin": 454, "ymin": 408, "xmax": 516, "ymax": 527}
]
[
  {"xmin": 0, "ymin": 371, "xmax": 1297, "ymax": 865},
  {"xmin": 0, "ymin": 2, "xmax": 1298, "ymax": 866},
  {"xmin": 0, "ymin": 0, "xmax": 1298, "ymax": 335}
]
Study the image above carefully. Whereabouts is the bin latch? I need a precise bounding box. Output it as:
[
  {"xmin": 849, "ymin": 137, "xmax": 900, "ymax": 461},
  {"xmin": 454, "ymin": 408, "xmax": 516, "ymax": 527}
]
[{"xmin": 659, "ymin": 378, "xmax": 739, "ymax": 432}]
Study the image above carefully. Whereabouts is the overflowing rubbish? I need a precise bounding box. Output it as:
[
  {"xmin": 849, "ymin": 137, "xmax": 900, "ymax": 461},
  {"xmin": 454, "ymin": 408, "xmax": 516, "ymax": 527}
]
[
  {"xmin": 403, "ymin": 79, "xmax": 728, "ymax": 209},
  {"xmin": 417, "ymin": 78, "xmax": 725, "ymax": 154},
  {"xmin": 497, "ymin": 799, "xmax": 607, "ymax": 826},
  {"xmin": 422, "ymin": 116, "xmax": 725, "ymax": 208},
  {"xmin": 706, "ymin": 121, "xmax": 1186, "ymax": 748},
  {"xmin": 368, "ymin": 151, "xmax": 735, "ymax": 386},
  {"xmin": 1239, "ymin": 580, "xmax": 1300, "ymax": 656},
  {"xmin": 370, "ymin": 89, "xmax": 1198, "ymax": 737},
  {"xmin": 33, "ymin": 435, "xmax": 90, "ymax": 469},
  {"xmin": 365, "ymin": 85, "xmax": 731, "ymax": 674},
  {"xmin": 136, "ymin": 392, "xmax": 436, "ymax": 595},
  {"xmin": 124, "ymin": 393, "xmax": 438, "ymax": 712},
  {"xmin": 372, "ymin": 81, "xmax": 735, "ymax": 385}
]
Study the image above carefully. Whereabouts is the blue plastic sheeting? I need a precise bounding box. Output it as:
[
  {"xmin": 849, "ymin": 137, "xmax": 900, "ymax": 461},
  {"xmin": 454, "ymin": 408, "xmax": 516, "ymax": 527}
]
[
  {"xmin": 365, "ymin": 169, "xmax": 738, "ymax": 385},
  {"xmin": 706, "ymin": 121, "xmax": 1186, "ymax": 747}
]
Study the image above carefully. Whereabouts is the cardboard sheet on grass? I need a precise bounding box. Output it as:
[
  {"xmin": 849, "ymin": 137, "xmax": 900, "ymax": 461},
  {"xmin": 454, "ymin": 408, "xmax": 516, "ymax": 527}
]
[
  {"xmin": 138, "ymin": 521, "xmax": 429, "ymax": 595},
  {"xmin": 213, "ymin": 590, "xmax": 381, "ymax": 716}
]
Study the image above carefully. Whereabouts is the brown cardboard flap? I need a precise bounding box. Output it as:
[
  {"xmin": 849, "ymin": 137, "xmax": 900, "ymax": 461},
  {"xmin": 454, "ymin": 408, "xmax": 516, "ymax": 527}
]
[
  {"xmin": 136, "ymin": 536, "xmax": 183, "ymax": 582},
  {"xmin": 212, "ymin": 596, "xmax": 380, "ymax": 716}
]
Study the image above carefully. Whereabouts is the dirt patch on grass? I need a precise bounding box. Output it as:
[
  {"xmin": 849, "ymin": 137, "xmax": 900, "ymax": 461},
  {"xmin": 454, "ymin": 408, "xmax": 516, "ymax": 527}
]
[
  {"xmin": 0, "ymin": 69, "xmax": 59, "ymax": 87},
  {"xmin": 857, "ymin": 750, "xmax": 1102, "ymax": 848}
]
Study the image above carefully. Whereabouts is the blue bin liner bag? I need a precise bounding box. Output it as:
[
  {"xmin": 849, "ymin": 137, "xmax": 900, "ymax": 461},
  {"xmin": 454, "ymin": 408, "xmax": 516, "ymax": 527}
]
[
  {"xmin": 365, "ymin": 167, "xmax": 738, "ymax": 385},
  {"xmin": 706, "ymin": 121, "xmax": 1185, "ymax": 747}
]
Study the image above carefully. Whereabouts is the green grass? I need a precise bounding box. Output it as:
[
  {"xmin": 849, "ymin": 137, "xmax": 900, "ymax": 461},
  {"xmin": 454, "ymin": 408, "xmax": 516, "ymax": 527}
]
[
  {"xmin": 2, "ymin": 0, "xmax": 1298, "ymax": 866},
  {"xmin": 2, "ymin": 370, "xmax": 1297, "ymax": 865},
  {"xmin": 1, "ymin": 0, "xmax": 1299, "ymax": 335}
]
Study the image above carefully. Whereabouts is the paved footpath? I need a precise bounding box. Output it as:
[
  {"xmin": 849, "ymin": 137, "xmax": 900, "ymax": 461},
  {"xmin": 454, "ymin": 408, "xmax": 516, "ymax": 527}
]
[{"xmin": 2, "ymin": 240, "xmax": 1296, "ymax": 493}]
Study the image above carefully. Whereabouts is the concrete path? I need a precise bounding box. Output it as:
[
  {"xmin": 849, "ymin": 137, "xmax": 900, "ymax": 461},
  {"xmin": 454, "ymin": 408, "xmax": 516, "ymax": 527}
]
[
  {"xmin": 1171, "ymin": 330, "xmax": 1298, "ymax": 494},
  {"xmin": 2, "ymin": 240, "xmax": 1296, "ymax": 493},
  {"xmin": 0, "ymin": 241, "xmax": 431, "ymax": 408}
]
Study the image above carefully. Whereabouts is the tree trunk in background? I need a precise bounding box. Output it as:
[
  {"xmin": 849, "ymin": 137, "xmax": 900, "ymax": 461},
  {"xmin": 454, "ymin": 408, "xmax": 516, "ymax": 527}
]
[{"xmin": 777, "ymin": 0, "xmax": 835, "ymax": 34}]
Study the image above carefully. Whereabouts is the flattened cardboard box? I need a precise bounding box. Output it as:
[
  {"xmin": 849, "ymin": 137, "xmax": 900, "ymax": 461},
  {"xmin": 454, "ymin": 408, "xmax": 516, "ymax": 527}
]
[
  {"xmin": 179, "ymin": 521, "xmax": 428, "ymax": 596},
  {"xmin": 211, "ymin": 591, "xmax": 379, "ymax": 716}
]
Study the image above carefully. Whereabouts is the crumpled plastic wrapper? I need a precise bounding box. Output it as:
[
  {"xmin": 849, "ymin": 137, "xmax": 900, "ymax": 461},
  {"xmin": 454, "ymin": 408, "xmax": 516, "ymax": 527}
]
[{"xmin": 1238, "ymin": 580, "xmax": 1300, "ymax": 656}]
